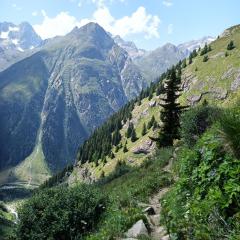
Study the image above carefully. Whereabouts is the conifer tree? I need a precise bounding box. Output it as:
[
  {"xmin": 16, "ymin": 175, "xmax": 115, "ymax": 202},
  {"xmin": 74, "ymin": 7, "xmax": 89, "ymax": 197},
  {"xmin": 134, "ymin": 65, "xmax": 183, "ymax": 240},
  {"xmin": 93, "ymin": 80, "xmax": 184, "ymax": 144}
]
[
  {"xmin": 123, "ymin": 143, "xmax": 128, "ymax": 153},
  {"xmin": 227, "ymin": 40, "xmax": 235, "ymax": 50},
  {"xmin": 126, "ymin": 122, "xmax": 134, "ymax": 138},
  {"xmin": 147, "ymin": 115, "xmax": 156, "ymax": 129},
  {"xmin": 153, "ymin": 120, "xmax": 158, "ymax": 130},
  {"xmin": 131, "ymin": 127, "xmax": 137, "ymax": 142},
  {"xmin": 150, "ymin": 67, "xmax": 187, "ymax": 147},
  {"xmin": 200, "ymin": 43, "xmax": 208, "ymax": 55},
  {"xmin": 142, "ymin": 123, "xmax": 147, "ymax": 136},
  {"xmin": 203, "ymin": 55, "xmax": 209, "ymax": 62},
  {"xmin": 192, "ymin": 49, "xmax": 197, "ymax": 58},
  {"xmin": 189, "ymin": 54, "xmax": 193, "ymax": 64},
  {"xmin": 109, "ymin": 151, "xmax": 115, "ymax": 159},
  {"xmin": 182, "ymin": 59, "xmax": 187, "ymax": 68}
]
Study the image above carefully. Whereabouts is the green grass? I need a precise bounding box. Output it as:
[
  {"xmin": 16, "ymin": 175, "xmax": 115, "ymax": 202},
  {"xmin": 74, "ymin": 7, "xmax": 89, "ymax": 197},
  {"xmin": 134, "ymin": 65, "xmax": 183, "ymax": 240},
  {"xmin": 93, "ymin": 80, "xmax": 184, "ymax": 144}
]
[
  {"xmin": 180, "ymin": 25, "xmax": 240, "ymax": 106},
  {"xmin": 69, "ymin": 93, "xmax": 162, "ymax": 182},
  {"xmin": 14, "ymin": 142, "xmax": 51, "ymax": 187}
]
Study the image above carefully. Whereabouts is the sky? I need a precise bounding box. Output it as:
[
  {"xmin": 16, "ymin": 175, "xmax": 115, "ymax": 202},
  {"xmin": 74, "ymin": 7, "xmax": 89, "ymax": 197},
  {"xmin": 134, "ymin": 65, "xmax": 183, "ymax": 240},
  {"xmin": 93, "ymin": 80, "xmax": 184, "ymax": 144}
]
[{"xmin": 0, "ymin": 0, "xmax": 239, "ymax": 50}]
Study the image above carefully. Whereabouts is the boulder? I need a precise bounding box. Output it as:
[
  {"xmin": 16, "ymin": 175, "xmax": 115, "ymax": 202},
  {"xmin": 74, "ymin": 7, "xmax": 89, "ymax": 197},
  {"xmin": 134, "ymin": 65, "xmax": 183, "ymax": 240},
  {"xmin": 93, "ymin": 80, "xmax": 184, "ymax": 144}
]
[
  {"xmin": 121, "ymin": 238, "xmax": 137, "ymax": 240},
  {"xmin": 187, "ymin": 94, "xmax": 202, "ymax": 105},
  {"xmin": 125, "ymin": 220, "xmax": 149, "ymax": 238},
  {"xmin": 149, "ymin": 100, "xmax": 156, "ymax": 107},
  {"xmin": 231, "ymin": 73, "xmax": 240, "ymax": 91},
  {"xmin": 143, "ymin": 206, "xmax": 156, "ymax": 215},
  {"xmin": 132, "ymin": 140, "xmax": 155, "ymax": 154}
]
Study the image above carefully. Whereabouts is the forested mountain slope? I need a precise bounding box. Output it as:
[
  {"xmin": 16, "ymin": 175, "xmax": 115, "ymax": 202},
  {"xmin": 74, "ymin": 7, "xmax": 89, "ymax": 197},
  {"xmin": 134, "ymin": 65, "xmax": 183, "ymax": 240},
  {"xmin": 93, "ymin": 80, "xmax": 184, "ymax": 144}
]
[{"xmin": 0, "ymin": 22, "xmax": 147, "ymax": 189}]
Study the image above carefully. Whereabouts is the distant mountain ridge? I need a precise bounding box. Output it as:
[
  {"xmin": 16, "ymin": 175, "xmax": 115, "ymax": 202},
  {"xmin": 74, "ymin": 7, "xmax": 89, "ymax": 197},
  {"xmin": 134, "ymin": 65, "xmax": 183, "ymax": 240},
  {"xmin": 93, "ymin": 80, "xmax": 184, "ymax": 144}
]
[
  {"xmin": 0, "ymin": 21, "xmax": 42, "ymax": 51},
  {"xmin": 0, "ymin": 21, "xmax": 42, "ymax": 71},
  {"xmin": 113, "ymin": 35, "xmax": 146, "ymax": 60},
  {"xmin": 177, "ymin": 36, "xmax": 215, "ymax": 56}
]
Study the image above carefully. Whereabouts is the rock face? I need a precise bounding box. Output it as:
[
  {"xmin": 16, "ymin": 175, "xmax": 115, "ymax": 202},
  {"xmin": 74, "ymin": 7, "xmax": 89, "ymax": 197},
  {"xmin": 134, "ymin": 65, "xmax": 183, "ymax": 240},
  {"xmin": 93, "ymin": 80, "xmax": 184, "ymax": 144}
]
[
  {"xmin": 125, "ymin": 220, "xmax": 148, "ymax": 238},
  {"xmin": 132, "ymin": 140, "xmax": 156, "ymax": 154},
  {"xmin": 231, "ymin": 72, "xmax": 240, "ymax": 91},
  {"xmin": 113, "ymin": 35, "xmax": 146, "ymax": 60},
  {"xmin": 177, "ymin": 36, "xmax": 215, "ymax": 57},
  {"xmin": 0, "ymin": 22, "xmax": 42, "ymax": 71},
  {"xmin": 135, "ymin": 43, "xmax": 186, "ymax": 82},
  {"xmin": 0, "ymin": 23, "xmax": 147, "ymax": 179}
]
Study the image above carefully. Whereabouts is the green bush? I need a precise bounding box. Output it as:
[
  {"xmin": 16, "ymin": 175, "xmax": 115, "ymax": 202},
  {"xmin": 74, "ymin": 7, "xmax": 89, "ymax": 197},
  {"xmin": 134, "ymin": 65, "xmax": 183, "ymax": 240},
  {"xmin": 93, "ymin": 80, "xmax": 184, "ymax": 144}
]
[
  {"xmin": 161, "ymin": 126, "xmax": 240, "ymax": 239},
  {"xmin": 97, "ymin": 161, "xmax": 133, "ymax": 185},
  {"xmin": 181, "ymin": 104, "xmax": 221, "ymax": 147},
  {"xmin": 203, "ymin": 55, "xmax": 209, "ymax": 62},
  {"xmin": 15, "ymin": 184, "xmax": 107, "ymax": 240},
  {"xmin": 227, "ymin": 40, "xmax": 235, "ymax": 50},
  {"xmin": 219, "ymin": 107, "xmax": 240, "ymax": 158}
]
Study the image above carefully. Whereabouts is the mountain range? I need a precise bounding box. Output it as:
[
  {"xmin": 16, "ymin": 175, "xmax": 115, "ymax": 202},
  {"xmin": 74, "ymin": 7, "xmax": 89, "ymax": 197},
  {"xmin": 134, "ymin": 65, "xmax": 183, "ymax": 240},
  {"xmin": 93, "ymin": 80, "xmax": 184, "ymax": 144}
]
[
  {"xmin": 0, "ymin": 22, "xmax": 42, "ymax": 71},
  {"xmin": 0, "ymin": 21, "xmax": 214, "ymax": 188}
]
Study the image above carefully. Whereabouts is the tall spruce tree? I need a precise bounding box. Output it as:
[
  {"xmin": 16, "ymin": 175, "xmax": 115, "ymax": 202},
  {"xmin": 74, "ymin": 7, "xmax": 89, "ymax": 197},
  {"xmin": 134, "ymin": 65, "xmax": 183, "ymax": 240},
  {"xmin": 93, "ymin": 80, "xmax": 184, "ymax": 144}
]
[
  {"xmin": 131, "ymin": 127, "xmax": 137, "ymax": 142},
  {"xmin": 142, "ymin": 123, "xmax": 147, "ymax": 136},
  {"xmin": 151, "ymin": 67, "xmax": 187, "ymax": 147}
]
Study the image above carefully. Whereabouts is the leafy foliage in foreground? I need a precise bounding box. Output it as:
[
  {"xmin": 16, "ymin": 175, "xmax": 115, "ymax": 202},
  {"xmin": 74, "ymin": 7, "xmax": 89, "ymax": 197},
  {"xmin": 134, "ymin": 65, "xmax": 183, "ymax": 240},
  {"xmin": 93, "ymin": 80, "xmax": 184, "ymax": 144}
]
[
  {"xmin": 161, "ymin": 108, "xmax": 240, "ymax": 239},
  {"xmin": 180, "ymin": 102, "xmax": 222, "ymax": 147},
  {"xmin": 219, "ymin": 107, "xmax": 240, "ymax": 158},
  {"xmin": 15, "ymin": 184, "xmax": 107, "ymax": 240}
]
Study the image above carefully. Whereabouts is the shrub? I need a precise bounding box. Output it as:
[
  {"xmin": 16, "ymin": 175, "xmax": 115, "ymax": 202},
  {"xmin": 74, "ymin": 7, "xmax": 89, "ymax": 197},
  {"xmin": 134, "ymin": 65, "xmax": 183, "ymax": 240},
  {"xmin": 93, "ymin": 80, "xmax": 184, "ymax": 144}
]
[
  {"xmin": 161, "ymin": 128, "xmax": 240, "ymax": 239},
  {"xmin": 203, "ymin": 55, "xmax": 209, "ymax": 62},
  {"xmin": 97, "ymin": 161, "xmax": 133, "ymax": 186},
  {"xmin": 15, "ymin": 184, "xmax": 107, "ymax": 240},
  {"xmin": 227, "ymin": 40, "xmax": 235, "ymax": 50},
  {"xmin": 181, "ymin": 104, "xmax": 221, "ymax": 147},
  {"xmin": 219, "ymin": 107, "xmax": 240, "ymax": 158}
]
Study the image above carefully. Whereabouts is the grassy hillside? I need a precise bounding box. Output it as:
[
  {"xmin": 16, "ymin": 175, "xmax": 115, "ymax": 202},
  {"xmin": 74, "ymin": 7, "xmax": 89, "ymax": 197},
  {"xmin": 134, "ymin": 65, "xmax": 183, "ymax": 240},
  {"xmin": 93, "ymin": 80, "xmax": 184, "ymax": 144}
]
[{"xmin": 181, "ymin": 24, "xmax": 240, "ymax": 106}]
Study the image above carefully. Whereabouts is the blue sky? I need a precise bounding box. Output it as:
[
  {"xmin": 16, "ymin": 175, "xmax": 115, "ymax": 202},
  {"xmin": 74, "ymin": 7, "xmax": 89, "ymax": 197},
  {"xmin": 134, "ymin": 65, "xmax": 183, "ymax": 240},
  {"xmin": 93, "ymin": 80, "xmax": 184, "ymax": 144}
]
[{"xmin": 0, "ymin": 0, "xmax": 239, "ymax": 50}]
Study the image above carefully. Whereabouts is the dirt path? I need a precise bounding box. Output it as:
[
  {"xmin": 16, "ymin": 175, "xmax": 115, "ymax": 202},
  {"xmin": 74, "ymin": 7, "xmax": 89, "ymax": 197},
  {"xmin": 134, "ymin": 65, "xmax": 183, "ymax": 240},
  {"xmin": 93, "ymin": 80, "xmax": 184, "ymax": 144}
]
[
  {"xmin": 148, "ymin": 187, "xmax": 170, "ymax": 240},
  {"xmin": 147, "ymin": 158, "xmax": 174, "ymax": 240}
]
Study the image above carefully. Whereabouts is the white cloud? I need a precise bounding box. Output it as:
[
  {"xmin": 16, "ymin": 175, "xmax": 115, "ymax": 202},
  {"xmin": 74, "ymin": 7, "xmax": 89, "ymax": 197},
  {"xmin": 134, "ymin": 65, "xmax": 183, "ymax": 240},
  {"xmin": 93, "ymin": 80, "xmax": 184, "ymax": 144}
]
[
  {"xmin": 167, "ymin": 24, "xmax": 173, "ymax": 34},
  {"xmin": 12, "ymin": 3, "xmax": 22, "ymax": 10},
  {"xmin": 162, "ymin": 0, "xmax": 173, "ymax": 7},
  {"xmin": 33, "ymin": 6, "xmax": 160, "ymax": 40},
  {"xmin": 33, "ymin": 11, "xmax": 81, "ymax": 39},
  {"xmin": 32, "ymin": 11, "xmax": 38, "ymax": 17},
  {"xmin": 112, "ymin": 6, "xmax": 160, "ymax": 38}
]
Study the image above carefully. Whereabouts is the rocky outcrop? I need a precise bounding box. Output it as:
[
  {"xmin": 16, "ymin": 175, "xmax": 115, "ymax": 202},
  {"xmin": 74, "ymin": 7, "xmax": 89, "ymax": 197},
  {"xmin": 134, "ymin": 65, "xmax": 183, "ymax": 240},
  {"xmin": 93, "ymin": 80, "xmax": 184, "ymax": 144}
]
[
  {"xmin": 124, "ymin": 220, "xmax": 148, "ymax": 238},
  {"xmin": 221, "ymin": 67, "xmax": 235, "ymax": 80},
  {"xmin": 182, "ymin": 73, "xmax": 198, "ymax": 92},
  {"xmin": 68, "ymin": 164, "xmax": 96, "ymax": 185},
  {"xmin": 231, "ymin": 72, "xmax": 240, "ymax": 91},
  {"xmin": 132, "ymin": 140, "xmax": 156, "ymax": 154},
  {"xmin": 187, "ymin": 88, "xmax": 228, "ymax": 105},
  {"xmin": 149, "ymin": 100, "xmax": 157, "ymax": 107}
]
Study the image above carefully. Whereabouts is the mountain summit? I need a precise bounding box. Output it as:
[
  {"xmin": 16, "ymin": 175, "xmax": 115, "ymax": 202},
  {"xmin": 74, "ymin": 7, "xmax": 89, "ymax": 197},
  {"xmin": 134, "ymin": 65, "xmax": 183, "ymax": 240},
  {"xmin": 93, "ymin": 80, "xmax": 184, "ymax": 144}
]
[{"xmin": 0, "ymin": 22, "xmax": 146, "ymax": 187}]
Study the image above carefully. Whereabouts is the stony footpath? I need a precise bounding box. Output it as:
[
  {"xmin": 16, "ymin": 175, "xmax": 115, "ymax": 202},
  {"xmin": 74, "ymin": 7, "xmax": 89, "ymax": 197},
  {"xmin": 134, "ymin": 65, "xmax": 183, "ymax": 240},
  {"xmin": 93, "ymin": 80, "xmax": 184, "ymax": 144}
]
[
  {"xmin": 121, "ymin": 186, "xmax": 170, "ymax": 240},
  {"xmin": 121, "ymin": 149, "xmax": 177, "ymax": 240}
]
